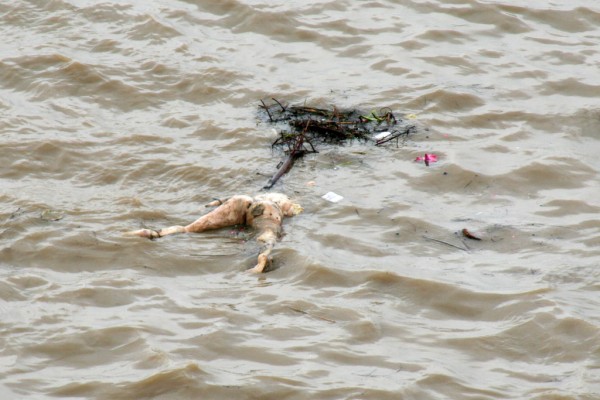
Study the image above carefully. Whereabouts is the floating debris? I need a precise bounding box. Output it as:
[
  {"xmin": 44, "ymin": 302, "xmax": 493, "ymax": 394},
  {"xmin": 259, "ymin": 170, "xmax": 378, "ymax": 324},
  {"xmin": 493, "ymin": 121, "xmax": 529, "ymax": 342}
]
[
  {"xmin": 322, "ymin": 192, "xmax": 344, "ymax": 203},
  {"xmin": 259, "ymin": 98, "xmax": 417, "ymax": 188},
  {"xmin": 40, "ymin": 209, "xmax": 64, "ymax": 221},
  {"xmin": 415, "ymin": 153, "xmax": 438, "ymax": 166},
  {"xmin": 462, "ymin": 228, "xmax": 482, "ymax": 241}
]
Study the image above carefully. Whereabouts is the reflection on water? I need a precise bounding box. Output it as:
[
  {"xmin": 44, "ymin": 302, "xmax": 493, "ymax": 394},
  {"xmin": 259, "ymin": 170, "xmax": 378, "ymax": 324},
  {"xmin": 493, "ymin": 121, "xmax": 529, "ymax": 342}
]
[{"xmin": 1, "ymin": 1, "xmax": 599, "ymax": 398}]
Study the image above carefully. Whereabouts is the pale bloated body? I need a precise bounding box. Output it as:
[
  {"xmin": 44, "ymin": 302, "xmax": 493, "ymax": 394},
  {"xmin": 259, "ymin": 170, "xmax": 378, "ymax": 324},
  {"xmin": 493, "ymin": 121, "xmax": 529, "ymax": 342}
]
[{"xmin": 125, "ymin": 193, "xmax": 302, "ymax": 273}]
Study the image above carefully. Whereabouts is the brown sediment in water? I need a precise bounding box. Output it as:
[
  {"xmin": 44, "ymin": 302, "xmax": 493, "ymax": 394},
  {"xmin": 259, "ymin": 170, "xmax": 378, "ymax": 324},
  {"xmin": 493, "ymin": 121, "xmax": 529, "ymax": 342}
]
[{"xmin": 1, "ymin": 1, "xmax": 599, "ymax": 399}]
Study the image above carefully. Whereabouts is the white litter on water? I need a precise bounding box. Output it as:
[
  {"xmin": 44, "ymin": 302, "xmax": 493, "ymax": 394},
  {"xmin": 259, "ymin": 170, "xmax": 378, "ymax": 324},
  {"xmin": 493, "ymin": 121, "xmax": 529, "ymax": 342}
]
[
  {"xmin": 374, "ymin": 131, "xmax": 391, "ymax": 140},
  {"xmin": 322, "ymin": 192, "xmax": 344, "ymax": 203}
]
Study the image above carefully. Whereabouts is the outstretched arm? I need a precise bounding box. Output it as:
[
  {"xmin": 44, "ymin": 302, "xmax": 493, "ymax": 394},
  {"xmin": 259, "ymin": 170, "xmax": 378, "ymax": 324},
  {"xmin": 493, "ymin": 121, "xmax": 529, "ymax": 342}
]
[
  {"xmin": 124, "ymin": 195, "xmax": 254, "ymax": 239},
  {"xmin": 124, "ymin": 225, "xmax": 186, "ymax": 239}
]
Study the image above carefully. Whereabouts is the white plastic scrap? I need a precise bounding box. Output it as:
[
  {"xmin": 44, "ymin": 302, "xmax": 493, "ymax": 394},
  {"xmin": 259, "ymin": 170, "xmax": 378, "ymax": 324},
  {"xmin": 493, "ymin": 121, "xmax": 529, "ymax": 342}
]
[
  {"xmin": 322, "ymin": 192, "xmax": 344, "ymax": 203},
  {"xmin": 374, "ymin": 131, "xmax": 391, "ymax": 140}
]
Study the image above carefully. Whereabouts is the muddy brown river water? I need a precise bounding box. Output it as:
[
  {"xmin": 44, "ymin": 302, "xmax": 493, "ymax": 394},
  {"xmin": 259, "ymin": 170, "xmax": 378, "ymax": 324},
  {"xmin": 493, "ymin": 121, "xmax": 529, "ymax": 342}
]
[{"xmin": 1, "ymin": 1, "xmax": 600, "ymax": 399}]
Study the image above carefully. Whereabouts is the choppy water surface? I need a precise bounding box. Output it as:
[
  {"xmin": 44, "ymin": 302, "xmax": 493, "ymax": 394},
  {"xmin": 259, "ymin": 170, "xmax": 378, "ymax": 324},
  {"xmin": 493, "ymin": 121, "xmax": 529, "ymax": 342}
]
[{"xmin": 1, "ymin": 1, "xmax": 600, "ymax": 398}]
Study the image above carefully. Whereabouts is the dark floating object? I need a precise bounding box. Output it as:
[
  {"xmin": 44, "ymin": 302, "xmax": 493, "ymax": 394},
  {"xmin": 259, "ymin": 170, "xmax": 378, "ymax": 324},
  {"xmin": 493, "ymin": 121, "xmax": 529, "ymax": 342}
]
[
  {"xmin": 462, "ymin": 228, "xmax": 482, "ymax": 241},
  {"xmin": 263, "ymin": 119, "xmax": 316, "ymax": 189},
  {"xmin": 259, "ymin": 98, "xmax": 416, "ymax": 188}
]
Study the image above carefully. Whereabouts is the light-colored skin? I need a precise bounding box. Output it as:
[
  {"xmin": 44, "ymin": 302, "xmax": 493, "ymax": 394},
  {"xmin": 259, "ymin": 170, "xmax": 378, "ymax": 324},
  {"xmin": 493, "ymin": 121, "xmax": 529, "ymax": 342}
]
[{"xmin": 125, "ymin": 193, "xmax": 302, "ymax": 273}]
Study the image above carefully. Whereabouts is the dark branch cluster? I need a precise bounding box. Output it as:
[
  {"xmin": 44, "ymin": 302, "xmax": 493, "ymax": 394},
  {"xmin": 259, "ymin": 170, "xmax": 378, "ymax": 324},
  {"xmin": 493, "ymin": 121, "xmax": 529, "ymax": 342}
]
[
  {"xmin": 260, "ymin": 99, "xmax": 410, "ymax": 145},
  {"xmin": 258, "ymin": 98, "xmax": 417, "ymax": 188}
]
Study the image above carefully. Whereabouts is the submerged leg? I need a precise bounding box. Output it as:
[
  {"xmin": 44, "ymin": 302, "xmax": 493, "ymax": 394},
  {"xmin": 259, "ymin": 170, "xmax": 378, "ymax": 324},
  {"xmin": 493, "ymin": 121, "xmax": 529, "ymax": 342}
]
[{"xmin": 246, "ymin": 229, "xmax": 278, "ymax": 274}]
